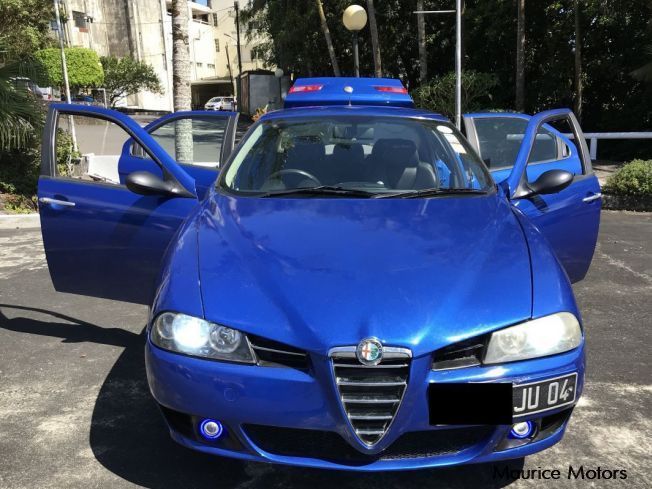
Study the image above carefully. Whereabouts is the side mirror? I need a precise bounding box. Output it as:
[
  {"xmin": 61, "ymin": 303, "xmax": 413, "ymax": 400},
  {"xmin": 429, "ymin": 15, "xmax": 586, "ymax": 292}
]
[
  {"xmin": 125, "ymin": 171, "xmax": 176, "ymax": 196},
  {"xmin": 528, "ymin": 169, "xmax": 574, "ymax": 196}
]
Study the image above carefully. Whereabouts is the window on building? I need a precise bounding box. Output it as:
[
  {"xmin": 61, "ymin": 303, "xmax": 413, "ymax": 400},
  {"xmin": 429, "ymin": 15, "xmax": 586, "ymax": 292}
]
[
  {"xmin": 212, "ymin": 13, "xmax": 218, "ymax": 26},
  {"xmin": 72, "ymin": 11, "xmax": 88, "ymax": 32},
  {"xmin": 208, "ymin": 64, "xmax": 215, "ymax": 69},
  {"xmin": 214, "ymin": 39, "xmax": 220, "ymax": 52},
  {"xmin": 196, "ymin": 62, "xmax": 203, "ymax": 68}
]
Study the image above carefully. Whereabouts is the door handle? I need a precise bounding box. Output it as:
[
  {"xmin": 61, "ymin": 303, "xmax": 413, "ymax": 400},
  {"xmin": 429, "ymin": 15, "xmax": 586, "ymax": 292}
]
[
  {"xmin": 582, "ymin": 192, "xmax": 602, "ymax": 203},
  {"xmin": 38, "ymin": 197, "xmax": 76, "ymax": 207}
]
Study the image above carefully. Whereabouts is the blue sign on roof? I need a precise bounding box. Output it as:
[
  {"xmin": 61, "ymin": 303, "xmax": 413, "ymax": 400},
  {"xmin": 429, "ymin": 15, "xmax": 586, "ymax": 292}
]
[{"xmin": 284, "ymin": 77, "xmax": 414, "ymax": 109}]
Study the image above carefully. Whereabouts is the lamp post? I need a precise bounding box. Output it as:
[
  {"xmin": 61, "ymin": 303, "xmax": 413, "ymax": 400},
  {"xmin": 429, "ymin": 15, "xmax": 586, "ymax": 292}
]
[
  {"xmin": 274, "ymin": 68, "xmax": 284, "ymax": 109},
  {"xmin": 343, "ymin": 5, "xmax": 368, "ymax": 77},
  {"xmin": 414, "ymin": 0, "xmax": 463, "ymax": 129}
]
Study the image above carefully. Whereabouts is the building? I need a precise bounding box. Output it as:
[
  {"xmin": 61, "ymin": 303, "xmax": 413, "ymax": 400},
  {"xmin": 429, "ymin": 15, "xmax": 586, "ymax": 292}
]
[{"xmin": 55, "ymin": 0, "xmax": 269, "ymax": 111}]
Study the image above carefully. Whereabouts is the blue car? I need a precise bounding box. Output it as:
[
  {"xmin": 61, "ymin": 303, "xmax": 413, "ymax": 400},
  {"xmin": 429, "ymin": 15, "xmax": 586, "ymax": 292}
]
[{"xmin": 37, "ymin": 77, "xmax": 601, "ymax": 471}]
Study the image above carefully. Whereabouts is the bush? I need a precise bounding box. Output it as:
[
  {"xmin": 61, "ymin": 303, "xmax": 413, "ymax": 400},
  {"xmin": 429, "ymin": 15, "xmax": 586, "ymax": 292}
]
[
  {"xmin": 0, "ymin": 128, "xmax": 78, "ymax": 212},
  {"xmin": 603, "ymin": 160, "xmax": 652, "ymax": 196},
  {"xmin": 412, "ymin": 71, "xmax": 499, "ymax": 118}
]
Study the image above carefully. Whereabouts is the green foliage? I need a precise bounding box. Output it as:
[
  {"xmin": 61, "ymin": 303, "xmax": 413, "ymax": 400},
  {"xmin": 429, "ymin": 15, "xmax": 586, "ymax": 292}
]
[
  {"xmin": 603, "ymin": 160, "xmax": 652, "ymax": 196},
  {"xmin": 35, "ymin": 47, "xmax": 104, "ymax": 90},
  {"xmin": 412, "ymin": 71, "xmax": 499, "ymax": 117},
  {"xmin": 0, "ymin": 128, "xmax": 78, "ymax": 212},
  {"xmin": 0, "ymin": 0, "xmax": 54, "ymax": 60},
  {"xmin": 0, "ymin": 61, "xmax": 45, "ymax": 152},
  {"xmin": 100, "ymin": 56, "xmax": 164, "ymax": 107},
  {"xmin": 243, "ymin": 0, "xmax": 652, "ymax": 160}
]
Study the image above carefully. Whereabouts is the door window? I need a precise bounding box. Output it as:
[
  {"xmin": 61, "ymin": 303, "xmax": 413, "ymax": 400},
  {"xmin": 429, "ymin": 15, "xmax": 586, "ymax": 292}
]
[
  {"xmin": 56, "ymin": 114, "xmax": 133, "ymax": 185},
  {"xmin": 473, "ymin": 117, "xmax": 558, "ymax": 169},
  {"xmin": 144, "ymin": 117, "xmax": 228, "ymax": 168}
]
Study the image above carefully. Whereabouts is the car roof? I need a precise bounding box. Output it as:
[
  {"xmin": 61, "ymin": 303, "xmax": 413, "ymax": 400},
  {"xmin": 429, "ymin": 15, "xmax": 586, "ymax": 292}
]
[{"xmin": 258, "ymin": 105, "xmax": 449, "ymax": 122}]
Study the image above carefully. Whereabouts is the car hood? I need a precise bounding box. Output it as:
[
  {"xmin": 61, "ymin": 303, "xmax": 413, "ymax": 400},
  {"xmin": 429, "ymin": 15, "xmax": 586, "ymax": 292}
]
[{"xmin": 196, "ymin": 193, "xmax": 532, "ymax": 358}]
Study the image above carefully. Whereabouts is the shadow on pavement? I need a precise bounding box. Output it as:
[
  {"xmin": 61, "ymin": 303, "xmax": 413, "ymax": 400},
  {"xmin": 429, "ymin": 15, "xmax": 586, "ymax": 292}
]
[{"xmin": 0, "ymin": 304, "xmax": 522, "ymax": 489}]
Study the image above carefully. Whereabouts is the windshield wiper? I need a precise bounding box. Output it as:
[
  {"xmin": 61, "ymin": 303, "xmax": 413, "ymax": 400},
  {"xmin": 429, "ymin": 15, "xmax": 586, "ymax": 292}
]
[
  {"xmin": 259, "ymin": 185, "xmax": 378, "ymax": 198},
  {"xmin": 374, "ymin": 188, "xmax": 489, "ymax": 199}
]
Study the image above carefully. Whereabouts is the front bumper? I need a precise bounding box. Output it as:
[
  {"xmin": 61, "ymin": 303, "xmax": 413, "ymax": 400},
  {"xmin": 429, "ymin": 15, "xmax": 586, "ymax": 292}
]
[{"xmin": 145, "ymin": 339, "xmax": 584, "ymax": 471}]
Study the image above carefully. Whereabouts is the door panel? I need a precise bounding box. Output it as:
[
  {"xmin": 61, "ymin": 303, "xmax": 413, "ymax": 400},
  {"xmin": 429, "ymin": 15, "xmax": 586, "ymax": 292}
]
[
  {"xmin": 464, "ymin": 110, "xmax": 601, "ymax": 282},
  {"xmin": 38, "ymin": 104, "xmax": 199, "ymax": 304},
  {"xmin": 118, "ymin": 111, "xmax": 238, "ymax": 199},
  {"xmin": 39, "ymin": 177, "xmax": 197, "ymax": 303}
]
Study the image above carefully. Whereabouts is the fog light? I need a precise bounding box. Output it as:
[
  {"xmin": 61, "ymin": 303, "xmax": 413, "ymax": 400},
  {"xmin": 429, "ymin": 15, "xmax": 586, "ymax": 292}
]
[
  {"xmin": 510, "ymin": 420, "xmax": 535, "ymax": 439},
  {"xmin": 199, "ymin": 419, "xmax": 223, "ymax": 440}
]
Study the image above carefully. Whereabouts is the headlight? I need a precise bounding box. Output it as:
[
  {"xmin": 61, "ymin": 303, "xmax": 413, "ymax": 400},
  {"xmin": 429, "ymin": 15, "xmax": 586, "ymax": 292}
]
[
  {"xmin": 151, "ymin": 312, "xmax": 255, "ymax": 363},
  {"xmin": 484, "ymin": 312, "xmax": 582, "ymax": 364}
]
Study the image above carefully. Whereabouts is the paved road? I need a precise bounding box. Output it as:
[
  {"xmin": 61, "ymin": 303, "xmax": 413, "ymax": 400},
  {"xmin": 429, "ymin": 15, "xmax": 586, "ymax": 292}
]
[{"xmin": 0, "ymin": 211, "xmax": 650, "ymax": 489}]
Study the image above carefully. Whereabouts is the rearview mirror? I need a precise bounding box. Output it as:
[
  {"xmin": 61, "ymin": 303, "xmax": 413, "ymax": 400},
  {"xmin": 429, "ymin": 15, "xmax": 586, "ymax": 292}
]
[
  {"xmin": 125, "ymin": 171, "xmax": 176, "ymax": 196},
  {"xmin": 528, "ymin": 169, "xmax": 574, "ymax": 196}
]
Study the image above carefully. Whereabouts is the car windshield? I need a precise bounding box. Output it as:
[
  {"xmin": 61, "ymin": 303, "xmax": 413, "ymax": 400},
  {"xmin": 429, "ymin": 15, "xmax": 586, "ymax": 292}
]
[
  {"xmin": 208, "ymin": 97, "xmax": 222, "ymax": 102},
  {"xmin": 219, "ymin": 116, "xmax": 494, "ymax": 197}
]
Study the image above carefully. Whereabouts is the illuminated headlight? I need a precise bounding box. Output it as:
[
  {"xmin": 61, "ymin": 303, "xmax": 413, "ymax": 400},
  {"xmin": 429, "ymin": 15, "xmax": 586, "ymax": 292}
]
[
  {"xmin": 150, "ymin": 312, "xmax": 254, "ymax": 363},
  {"xmin": 484, "ymin": 312, "xmax": 582, "ymax": 364}
]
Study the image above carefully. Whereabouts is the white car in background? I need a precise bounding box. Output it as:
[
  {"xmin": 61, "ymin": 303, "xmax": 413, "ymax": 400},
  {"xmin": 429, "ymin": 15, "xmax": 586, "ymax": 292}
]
[{"xmin": 204, "ymin": 96, "xmax": 236, "ymax": 111}]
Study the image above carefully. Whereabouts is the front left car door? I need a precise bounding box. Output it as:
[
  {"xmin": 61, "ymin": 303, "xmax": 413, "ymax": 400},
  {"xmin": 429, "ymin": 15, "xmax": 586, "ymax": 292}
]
[{"xmin": 38, "ymin": 104, "xmax": 199, "ymax": 304}]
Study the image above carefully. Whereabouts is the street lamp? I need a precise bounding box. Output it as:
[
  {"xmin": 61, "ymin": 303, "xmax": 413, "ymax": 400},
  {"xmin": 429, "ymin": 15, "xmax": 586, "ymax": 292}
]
[
  {"xmin": 414, "ymin": 1, "xmax": 463, "ymax": 128},
  {"xmin": 343, "ymin": 5, "xmax": 367, "ymax": 77},
  {"xmin": 274, "ymin": 68, "xmax": 284, "ymax": 109}
]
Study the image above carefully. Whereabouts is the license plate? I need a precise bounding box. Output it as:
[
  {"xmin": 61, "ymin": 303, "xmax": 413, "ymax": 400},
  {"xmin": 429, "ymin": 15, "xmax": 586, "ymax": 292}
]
[{"xmin": 513, "ymin": 373, "xmax": 577, "ymax": 418}]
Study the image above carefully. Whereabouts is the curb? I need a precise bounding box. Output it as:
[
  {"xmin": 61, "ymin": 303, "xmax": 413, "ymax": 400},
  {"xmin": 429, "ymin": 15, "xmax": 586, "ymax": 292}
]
[
  {"xmin": 602, "ymin": 194, "xmax": 652, "ymax": 212},
  {"xmin": 0, "ymin": 213, "xmax": 41, "ymax": 229}
]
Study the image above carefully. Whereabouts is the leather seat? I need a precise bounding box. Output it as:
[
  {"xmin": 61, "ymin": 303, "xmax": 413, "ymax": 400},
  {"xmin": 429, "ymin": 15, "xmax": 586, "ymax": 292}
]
[
  {"xmin": 367, "ymin": 139, "xmax": 438, "ymax": 190},
  {"xmin": 328, "ymin": 143, "xmax": 367, "ymax": 184}
]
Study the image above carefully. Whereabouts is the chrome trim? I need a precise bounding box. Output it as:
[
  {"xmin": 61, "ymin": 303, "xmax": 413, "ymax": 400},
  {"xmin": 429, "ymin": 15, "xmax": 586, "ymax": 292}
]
[
  {"xmin": 582, "ymin": 192, "xmax": 602, "ymax": 203},
  {"xmin": 38, "ymin": 197, "xmax": 75, "ymax": 207},
  {"xmin": 249, "ymin": 344, "xmax": 307, "ymax": 357},
  {"xmin": 330, "ymin": 343, "xmax": 412, "ymax": 447}
]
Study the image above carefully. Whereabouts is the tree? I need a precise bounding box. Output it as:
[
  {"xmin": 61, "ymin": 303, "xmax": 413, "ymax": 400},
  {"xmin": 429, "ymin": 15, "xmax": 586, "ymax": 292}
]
[
  {"xmin": 0, "ymin": 62, "xmax": 43, "ymax": 152},
  {"xmin": 366, "ymin": 0, "xmax": 383, "ymax": 77},
  {"xmin": 417, "ymin": 0, "xmax": 427, "ymax": 84},
  {"xmin": 35, "ymin": 47, "xmax": 104, "ymax": 91},
  {"xmin": 413, "ymin": 71, "xmax": 498, "ymax": 118},
  {"xmin": 316, "ymin": 0, "xmax": 341, "ymax": 76},
  {"xmin": 631, "ymin": 45, "xmax": 652, "ymax": 82},
  {"xmin": 101, "ymin": 56, "xmax": 163, "ymax": 107},
  {"xmin": 0, "ymin": 0, "xmax": 52, "ymax": 152},
  {"xmin": 515, "ymin": 0, "xmax": 525, "ymax": 111},
  {"xmin": 171, "ymin": 0, "xmax": 193, "ymax": 164},
  {"xmin": 573, "ymin": 0, "xmax": 583, "ymax": 120},
  {"xmin": 0, "ymin": 0, "xmax": 53, "ymax": 60}
]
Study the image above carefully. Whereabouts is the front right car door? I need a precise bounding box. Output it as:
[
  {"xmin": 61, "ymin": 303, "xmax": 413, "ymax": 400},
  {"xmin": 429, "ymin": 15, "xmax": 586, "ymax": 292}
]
[{"xmin": 464, "ymin": 110, "xmax": 601, "ymax": 282}]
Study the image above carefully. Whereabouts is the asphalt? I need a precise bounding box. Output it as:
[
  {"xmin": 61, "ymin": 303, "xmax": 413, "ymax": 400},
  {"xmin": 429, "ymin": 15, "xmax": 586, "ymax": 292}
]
[{"xmin": 0, "ymin": 210, "xmax": 650, "ymax": 489}]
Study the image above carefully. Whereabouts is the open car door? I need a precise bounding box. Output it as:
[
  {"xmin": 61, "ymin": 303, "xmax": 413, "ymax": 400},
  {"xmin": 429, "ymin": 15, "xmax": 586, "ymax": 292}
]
[
  {"xmin": 38, "ymin": 104, "xmax": 200, "ymax": 304},
  {"xmin": 464, "ymin": 109, "xmax": 601, "ymax": 283},
  {"xmin": 118, "ymin": 111, "xmax": 239, "ymax": 199}
]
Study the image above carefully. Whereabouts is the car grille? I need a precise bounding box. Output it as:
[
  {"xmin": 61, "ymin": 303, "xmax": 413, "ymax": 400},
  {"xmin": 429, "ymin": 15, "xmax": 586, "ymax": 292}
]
[
  {"xmin": 248, "ymin": 335, "xmax": 310, "ymax": 370},
  {"xmin": 244, "ymin": 424, "xmax": 494, "ymax": 465},
  {"xmin": 330, "ymin": 346, "xmax": 411, "ymax": 446}
]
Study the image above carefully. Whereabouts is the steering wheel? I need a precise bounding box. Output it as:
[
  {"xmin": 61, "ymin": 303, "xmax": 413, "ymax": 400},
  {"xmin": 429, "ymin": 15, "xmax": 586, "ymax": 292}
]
[{"xmin": 266, "ymin": 169, "xmax": 321, "ymax": 187}]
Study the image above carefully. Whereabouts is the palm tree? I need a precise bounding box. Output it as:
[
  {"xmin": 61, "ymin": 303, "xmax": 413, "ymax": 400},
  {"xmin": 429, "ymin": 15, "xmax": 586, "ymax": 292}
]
[
  {"xmin": 417, "ymin": 0, "xmax": 427, "ymax": 84},
  {"xmin": 573, "ymin": 0, "xmax": 583, "ymax": 121},
  {"xmin": 0, "ymin": 61, "xmax": 43, "ymax": 152},
  {"xmin": 316, "ymin": 0, "xmax": 341, "ymax": 77},
  {"xmin": 171, "ymin": 0, "xmax": 193, "ymax": 164},
  {"xmin": 515, "ymin": 0, "xmax": 525, "ymax": 111},
  {"xmin": 366, "ymin": 0, "xmax": 382, "ymax": 77}
]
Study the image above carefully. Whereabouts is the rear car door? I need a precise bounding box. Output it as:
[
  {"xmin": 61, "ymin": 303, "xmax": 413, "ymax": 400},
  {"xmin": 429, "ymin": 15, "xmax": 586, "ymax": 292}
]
[
  {"xmin": 118, "ymin": 111, "xmax": 238, "ymax": 199},
  {"xmin": 38, "ymin": 104, "xmax": 199, "ymax": 304},
  {"xmin": 464, "ymin": 110, "xmax": 601, "ymax": 282}
]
